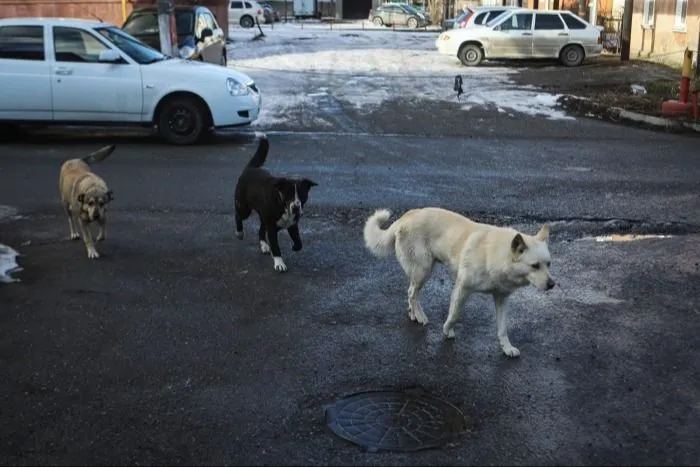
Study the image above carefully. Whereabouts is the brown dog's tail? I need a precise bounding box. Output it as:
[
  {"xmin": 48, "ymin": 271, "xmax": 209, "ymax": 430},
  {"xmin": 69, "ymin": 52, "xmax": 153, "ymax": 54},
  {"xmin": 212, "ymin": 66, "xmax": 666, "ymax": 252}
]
[
  {"xmin": 245, "ymin": 133, "xmax": 269, "ymax": 169},
  {"xmin": 82, "ymin": 145, "xmax": 116, "ymax": 165}
]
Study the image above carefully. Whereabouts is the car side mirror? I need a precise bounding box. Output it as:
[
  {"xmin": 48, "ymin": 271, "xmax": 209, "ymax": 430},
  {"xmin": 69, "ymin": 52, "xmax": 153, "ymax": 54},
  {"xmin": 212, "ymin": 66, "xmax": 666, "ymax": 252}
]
[
  {"xmin": 201, "ymin": 28, "xmax": 213, "ymax": 40},
  {"xmin": 98, "ymin": 49, "xmax": 121, "ymax": 63}
]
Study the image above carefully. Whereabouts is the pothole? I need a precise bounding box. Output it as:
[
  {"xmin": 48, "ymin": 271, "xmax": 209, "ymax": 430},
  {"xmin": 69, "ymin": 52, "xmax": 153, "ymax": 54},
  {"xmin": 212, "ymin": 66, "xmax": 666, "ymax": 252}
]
[{"xmin": 325, "ymin": 389, "xmax": 466, "ymax": 452}]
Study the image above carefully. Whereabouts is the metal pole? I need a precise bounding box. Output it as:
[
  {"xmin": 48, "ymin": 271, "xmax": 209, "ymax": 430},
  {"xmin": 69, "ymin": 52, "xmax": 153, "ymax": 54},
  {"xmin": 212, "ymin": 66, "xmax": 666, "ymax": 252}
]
[
  {"xmin": 157, "ymin": 0, "xmax": 174, "ymax": 56},
  {"xmin": 620, "ymin": 0, "xmax": 633, "ymax": 61},
  {"xmin": 589, "ymin": 0, "xmax": 597, "ymax": 25}
]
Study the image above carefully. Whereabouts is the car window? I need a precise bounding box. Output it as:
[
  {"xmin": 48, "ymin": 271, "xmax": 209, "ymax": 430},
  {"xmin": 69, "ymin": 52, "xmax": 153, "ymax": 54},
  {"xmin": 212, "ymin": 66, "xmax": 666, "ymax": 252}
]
[
  {"xmin": 473, "ymin": 11, "xmax": 489, "ymax": 24},
  {"xmin": 535, "ymin": 13, "xmax": 565, "ymax": 30},
  {"xmin": 54, "ymin": 27, "xmax": 110, "ymax": 63},
  {"xmin": 204, "ymin": 12, "xmax": 220, "ymax": 30},
  {"xmin": 244, "ymin": 2, "xmax": 252, "ymax": 8},
  {"xmin": 499, "ymin": 13, "xmax": 533, "ymax": 31},
  {"xmin": 230, "ymin": 1, "xmax": 243, "ymax": 9},
  {"xmin": 195, "ymin": 13, "xmax": 209, "ymax": 36},
  {"xmin": 123, "ymin": 12, "xmax": 159, "ymax": 35},
  {"xmin": 485, "ymin": 10, "xmax": 506, "ymax": 22},
  {"xmin": 0, "ymin": 25, "xmax": 45, "ymax": 61},
  {"xmin": 560, "ymin": 12, "xmax": 587, "ymax": 29}
]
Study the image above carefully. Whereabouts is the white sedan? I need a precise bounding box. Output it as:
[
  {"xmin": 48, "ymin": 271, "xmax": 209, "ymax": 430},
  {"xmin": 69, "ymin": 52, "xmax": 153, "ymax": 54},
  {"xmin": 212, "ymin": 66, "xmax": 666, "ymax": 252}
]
[
  {"xmin": 0, "ymin": 17, "xmax": 261, "ymax": 145},
  {"xmin": 436, "ymin": 8, "xmax": 603, "ymax": 67}
]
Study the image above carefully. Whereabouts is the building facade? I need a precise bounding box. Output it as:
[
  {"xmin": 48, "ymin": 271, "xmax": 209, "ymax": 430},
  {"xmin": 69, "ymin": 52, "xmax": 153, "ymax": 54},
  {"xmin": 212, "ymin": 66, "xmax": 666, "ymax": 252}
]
[{"xmin": 630, "ymin": 0, "xmax": 699, "ymax": 67}]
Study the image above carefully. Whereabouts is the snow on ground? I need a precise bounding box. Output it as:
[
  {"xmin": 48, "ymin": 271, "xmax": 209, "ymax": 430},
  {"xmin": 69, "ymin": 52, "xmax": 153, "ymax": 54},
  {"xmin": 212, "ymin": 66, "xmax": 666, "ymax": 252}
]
[
  {"xmin": 226, "ymin": 23, "xmax": 572, "ymax": 127},
  {"xmin": 0, "ymin": 243, "xmax": 21, "ymax": 284}
]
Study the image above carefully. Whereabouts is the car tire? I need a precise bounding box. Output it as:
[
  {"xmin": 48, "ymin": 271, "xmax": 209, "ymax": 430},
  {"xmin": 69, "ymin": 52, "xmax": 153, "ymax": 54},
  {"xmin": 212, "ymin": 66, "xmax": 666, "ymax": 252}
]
[
  {"xmin": 458, "ymin": 43, "xmax": 483, "ymax": 67},
  {"xmin": 0, "ymin": 123, "xmax": 20, "ymax": 142},
  {"xmin": 407, "ymin": 17, "xmax": 418, "ymax": 28},
  {"xmin": 560, "ymin": 44, "xmax": 585, "ymax": 67},
  {"xmin": 156, "ymin": 96, "xmax": 206, "ymax": 146},
  {"xmin": 372, "ymin": 16, "xmax": 383, "ymax": 26},
  {"xmin": 240, "ymin": 15, "xmax": 254, "ymax": 28}
]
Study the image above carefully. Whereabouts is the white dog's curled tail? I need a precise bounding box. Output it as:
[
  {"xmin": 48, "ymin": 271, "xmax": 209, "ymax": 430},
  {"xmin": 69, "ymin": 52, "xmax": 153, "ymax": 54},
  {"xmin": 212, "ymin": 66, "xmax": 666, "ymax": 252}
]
[{"xmin": 364, "ymin": 209, "xmax": 397, "ymax": 258}]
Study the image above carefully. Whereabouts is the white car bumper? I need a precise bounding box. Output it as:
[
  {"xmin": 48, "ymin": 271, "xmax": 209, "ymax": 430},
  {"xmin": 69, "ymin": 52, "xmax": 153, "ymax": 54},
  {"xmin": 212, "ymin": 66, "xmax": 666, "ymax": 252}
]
[
  {"xmin": 212, "ymin": 91, "xmax": 261, "ymax": 128},
  {"xmin": 436, "ymin": 37, "xmax": 458, "ymax": 56}
]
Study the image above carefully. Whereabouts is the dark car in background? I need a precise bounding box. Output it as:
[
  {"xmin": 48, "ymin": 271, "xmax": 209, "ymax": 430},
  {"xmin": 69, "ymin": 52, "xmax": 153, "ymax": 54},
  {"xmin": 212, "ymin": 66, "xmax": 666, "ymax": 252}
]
[{"xmin": 122, "ymin": 5, "xmax": 227, "ymax": 66}]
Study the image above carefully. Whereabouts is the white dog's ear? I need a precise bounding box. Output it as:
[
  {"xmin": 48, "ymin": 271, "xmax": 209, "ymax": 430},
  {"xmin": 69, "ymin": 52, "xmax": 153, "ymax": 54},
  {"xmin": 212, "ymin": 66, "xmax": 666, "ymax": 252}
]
[
  {"xmin": 511, "ymin": 233, "xmax": 527, "ymax": 256},
  {"xmin": 536, "ymin": 223, "xmax": 550, "ymax": 243}
]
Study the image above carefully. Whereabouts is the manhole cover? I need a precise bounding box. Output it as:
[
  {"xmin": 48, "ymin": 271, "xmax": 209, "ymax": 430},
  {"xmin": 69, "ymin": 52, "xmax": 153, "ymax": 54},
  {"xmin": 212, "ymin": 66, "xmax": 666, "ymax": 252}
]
[{"xmin": 325, "ymin": 389, "xmax": 466, "ymax": 452}]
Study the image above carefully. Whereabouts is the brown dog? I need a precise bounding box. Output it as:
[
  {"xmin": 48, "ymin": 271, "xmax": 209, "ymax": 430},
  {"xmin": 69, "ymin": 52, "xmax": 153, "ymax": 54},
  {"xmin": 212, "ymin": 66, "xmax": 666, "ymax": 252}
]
[{"xmin": 59, "ymin": 145, "xmax": 115, "ymax": 259}]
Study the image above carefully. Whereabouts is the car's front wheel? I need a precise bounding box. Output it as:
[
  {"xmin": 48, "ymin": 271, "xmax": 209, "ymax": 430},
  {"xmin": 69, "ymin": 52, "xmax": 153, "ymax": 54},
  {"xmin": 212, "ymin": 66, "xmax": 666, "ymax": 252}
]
[
  {"xmin": 560, "ymin": 44, "xmax": 585, "ymax": 67},
  {"xmin": 407, "ymin": 17, "xmax": 418, "ymax": 28},
  {"xmin": 240, "ymin": 15, "xmax": 254, "ymax": 28},
  {"xmin": 372, "ymin": 16, "xmax": 383, "ymax": 26},
  {"xmin": 156, "ymin": 96, "xmax": 207, "ymax": 145},
  {"xmin": 458, "ymin": 43, "xmax": 484, "ymax": 67}
]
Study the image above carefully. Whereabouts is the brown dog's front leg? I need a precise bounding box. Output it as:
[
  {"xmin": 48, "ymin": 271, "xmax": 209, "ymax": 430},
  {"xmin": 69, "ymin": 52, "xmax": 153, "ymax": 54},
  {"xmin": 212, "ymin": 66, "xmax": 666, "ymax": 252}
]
[
  {"xmin": 79, "ymin": 220, "xmax": 99, "ymax": 259},
  {"xmin": 96, "ymin": 218, "xmax": 106, "ymax": 242}
]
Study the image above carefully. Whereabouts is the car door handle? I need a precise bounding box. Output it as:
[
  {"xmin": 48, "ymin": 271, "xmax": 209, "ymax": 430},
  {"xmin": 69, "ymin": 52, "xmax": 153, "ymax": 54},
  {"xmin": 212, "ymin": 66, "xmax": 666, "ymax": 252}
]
[
  {"xmin": 55, "ymin": 67, "xmax": 73, "ymax": 76},
  {"xmin": 558, "ymin": 32, "xmax": 569, "ymax": 36},
  {"xmin": 522, "ymin": 32, "xmax": 532, "ymax": 36}
]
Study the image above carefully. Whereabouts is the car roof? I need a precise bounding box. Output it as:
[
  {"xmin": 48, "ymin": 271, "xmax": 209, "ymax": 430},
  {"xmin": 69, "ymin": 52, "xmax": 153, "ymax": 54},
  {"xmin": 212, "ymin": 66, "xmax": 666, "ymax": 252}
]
[
  {"xmin": 130, "ymin": 5, "xmax": 207, "ymax": 13},
  {"xmin": 0, "ymin": 17, "xmax": 112, "ymax": 28}
]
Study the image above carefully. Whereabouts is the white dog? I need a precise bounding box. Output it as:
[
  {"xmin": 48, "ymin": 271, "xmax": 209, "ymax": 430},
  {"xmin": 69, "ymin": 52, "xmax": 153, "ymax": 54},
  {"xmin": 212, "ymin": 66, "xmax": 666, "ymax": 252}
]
[{"xmin": 363, "ymin": 207, "xmax": 555, "ymax": 358}]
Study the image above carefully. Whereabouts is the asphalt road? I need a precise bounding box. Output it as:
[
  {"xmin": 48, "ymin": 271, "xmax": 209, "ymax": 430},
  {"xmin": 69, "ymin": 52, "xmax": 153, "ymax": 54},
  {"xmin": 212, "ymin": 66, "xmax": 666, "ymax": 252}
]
[{"xmin": 1, "ymin": 104, "xmax": 699, "ymax": 466}]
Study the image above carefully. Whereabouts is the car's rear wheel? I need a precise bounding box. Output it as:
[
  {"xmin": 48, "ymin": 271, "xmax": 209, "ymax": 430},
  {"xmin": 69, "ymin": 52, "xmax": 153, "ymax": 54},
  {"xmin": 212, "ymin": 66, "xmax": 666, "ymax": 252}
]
[
  {"xmin": 372, "ymin": 16, "xmax": 383, "ymax": 26},
  {"xmin": 458, "ymin": 43, "xmax": 483, "ymax": 67},
  {"xmin": 407, "ymin": 17, "xmax": 418, "ymax": 28},
  {"xmin": 240, "ymin": 15, "xmax": 254, "ymax": 28},
  {"xmin": 156, "ymin": 96, "xmax": 206, "ymax": 145},
  {"xmin": 560, "ymin": 44, "xmax": 585, "ymax": 67}
]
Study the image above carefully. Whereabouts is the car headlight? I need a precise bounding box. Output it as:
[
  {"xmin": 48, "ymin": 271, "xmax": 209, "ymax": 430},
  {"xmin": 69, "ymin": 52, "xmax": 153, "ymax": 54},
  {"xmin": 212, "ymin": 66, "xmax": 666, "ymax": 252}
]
[
  {"xmin": 179, "ymin": 45, "xmax": 195, "ymax": 59},
  {"xmin": 226, "ymin": 77, "xmax": 250, "ymax": 96}
]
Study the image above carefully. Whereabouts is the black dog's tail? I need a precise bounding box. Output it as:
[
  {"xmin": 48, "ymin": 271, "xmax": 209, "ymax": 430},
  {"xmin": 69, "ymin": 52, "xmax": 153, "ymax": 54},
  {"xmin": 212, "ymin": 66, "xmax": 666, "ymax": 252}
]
[
  {"xmin": 246, "ymin": 133, "xmax": 269, "ymax": 169},
  {"xmin": 82, "ymin": 144, "xmax": 116, "ymax": 165}
]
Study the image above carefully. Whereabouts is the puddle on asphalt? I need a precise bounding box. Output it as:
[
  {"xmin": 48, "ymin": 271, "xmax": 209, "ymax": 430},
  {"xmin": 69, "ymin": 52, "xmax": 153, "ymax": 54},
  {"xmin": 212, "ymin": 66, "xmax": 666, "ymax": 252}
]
[{"xmin": 580, "ymin": 234, "xmax": 674, "ymax": 243}]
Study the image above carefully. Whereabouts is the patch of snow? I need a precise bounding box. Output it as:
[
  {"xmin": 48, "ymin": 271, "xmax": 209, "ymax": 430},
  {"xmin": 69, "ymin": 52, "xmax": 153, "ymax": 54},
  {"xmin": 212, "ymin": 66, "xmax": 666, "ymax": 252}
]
[
  {"xmin": 0, "ymin": 243, "xmax": 22, "ymax": 284},
  {"xmin": 227, "ymin": 23, "xmax": 570, "ymax": 126}
]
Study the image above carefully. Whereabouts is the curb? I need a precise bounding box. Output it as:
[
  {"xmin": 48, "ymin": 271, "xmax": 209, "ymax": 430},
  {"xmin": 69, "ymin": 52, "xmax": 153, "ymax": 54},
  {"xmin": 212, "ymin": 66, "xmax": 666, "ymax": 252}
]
[{"xmin": 557, "ymin": 95, "xmax": 700, "ymax": 135}]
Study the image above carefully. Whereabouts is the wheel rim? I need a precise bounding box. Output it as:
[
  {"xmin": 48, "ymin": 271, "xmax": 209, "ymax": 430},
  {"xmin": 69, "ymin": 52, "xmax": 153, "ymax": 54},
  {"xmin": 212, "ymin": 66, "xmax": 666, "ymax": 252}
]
[
  {"xmin": 566, "ymin": 49, "xmax": 581, "ymax": 64},
  {"xmin": 243, "ymin": 17, "xmax": 252, "ymax": 27},
  {"xmin": 465, "ymin": 49, "xmax": 478, "ymax": 63},
  {"xmin": 409, "ymin": 18, "xmax": 417, "ymax": 27},
  {"xmin": 167, "ymin": 107, "xmax": 196, "ymax": 136},
  {"xmin": 373, "ymin": 18, "xmax": 382, "ymax": 25}
]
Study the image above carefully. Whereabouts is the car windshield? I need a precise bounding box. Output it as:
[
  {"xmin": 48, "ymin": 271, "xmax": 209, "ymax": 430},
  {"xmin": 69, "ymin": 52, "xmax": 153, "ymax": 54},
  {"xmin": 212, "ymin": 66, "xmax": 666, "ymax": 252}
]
[
  {"xmin": 123, "ymin": 10, "xmax": 195, "ymax": 36},
  {"xmin": 96, "ymin": 26, "xmax": 170, "ymax": 64}
]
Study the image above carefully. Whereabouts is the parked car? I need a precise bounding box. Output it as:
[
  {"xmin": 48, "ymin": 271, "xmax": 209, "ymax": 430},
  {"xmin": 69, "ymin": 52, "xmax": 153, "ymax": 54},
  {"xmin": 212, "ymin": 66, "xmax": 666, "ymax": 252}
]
[
  {"xmin": 436, "ymin": 9, "xmax": 604, "ymax": 67},
  {"xmin": 369, "ymin": 3, "xmax": 429, "ymax": 29},
  {"xmin": 260, "ymin": 2, "xmax": 281, "ymax": 22},
  {"xmin": 122, "ymin": 5, "xmax": 226, "ymax": 66},
  {"xmin": 229, "ymin": 0, "xmax": 267, "ymax": 28},
  {"xmin": 443, "ymin": 6, "xmax": 518, "ymax": 30},
  {"xmin": 0, "ymin": 17, "xmax": 261, "ymax": 145}
]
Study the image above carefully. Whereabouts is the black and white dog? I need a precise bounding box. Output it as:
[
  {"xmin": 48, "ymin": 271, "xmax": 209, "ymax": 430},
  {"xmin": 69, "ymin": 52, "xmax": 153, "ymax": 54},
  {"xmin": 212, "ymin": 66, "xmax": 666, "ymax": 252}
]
[{"xmin": 234, "ymin": 133, "xmax": 318, "ymax": 272}]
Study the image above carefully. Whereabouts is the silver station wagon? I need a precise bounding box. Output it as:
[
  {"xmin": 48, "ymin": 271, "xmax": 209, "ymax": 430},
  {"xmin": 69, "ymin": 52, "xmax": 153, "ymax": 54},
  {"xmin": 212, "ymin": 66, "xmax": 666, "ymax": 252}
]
[{"xmin": 436, "ymin": 8, "xmax": 604, "ymax": 67}]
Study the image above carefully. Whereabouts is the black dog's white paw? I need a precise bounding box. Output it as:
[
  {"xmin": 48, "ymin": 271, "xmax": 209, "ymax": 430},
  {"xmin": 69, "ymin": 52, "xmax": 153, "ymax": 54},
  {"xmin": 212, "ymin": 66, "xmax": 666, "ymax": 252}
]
[{"xmin": 273, "ymin": 256, "xmax": 287, "ymax": 272}]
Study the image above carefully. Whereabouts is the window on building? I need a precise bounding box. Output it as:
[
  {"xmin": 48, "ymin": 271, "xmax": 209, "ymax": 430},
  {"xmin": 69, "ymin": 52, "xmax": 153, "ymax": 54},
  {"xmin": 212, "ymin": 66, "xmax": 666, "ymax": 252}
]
[
  {"xmin": 642, "ymin": 0, "xmax": 655, "ymax": 27},
  {"xmin": 674, "ymin": 0, "xmax": 687, "ymax": 29}
]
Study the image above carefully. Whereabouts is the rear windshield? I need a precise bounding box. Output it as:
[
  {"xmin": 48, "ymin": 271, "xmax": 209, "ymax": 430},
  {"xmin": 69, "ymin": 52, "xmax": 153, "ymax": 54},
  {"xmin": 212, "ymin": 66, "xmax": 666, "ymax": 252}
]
[{"xmin": 123, "ymin": 10, "xmax": 195, "ymax": 36}]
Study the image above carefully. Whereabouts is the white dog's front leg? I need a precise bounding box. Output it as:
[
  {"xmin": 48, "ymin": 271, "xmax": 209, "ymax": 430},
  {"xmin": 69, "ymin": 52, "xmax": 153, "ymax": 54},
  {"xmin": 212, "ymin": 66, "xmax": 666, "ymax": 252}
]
[
  {"xmin": 494, "ymin": 293, "xmax": 519, "ymax": 357},
  {"xmin": 443, "ymin": 281, "xmax": 470, "ymax": 339}
]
